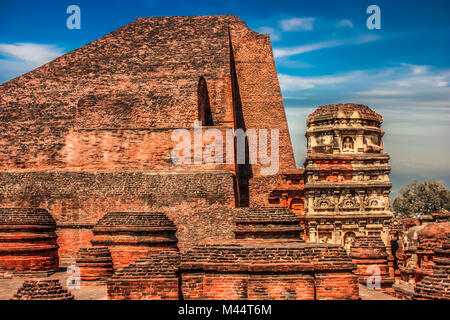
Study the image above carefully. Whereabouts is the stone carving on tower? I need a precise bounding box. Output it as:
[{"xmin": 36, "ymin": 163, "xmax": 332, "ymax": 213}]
[{"xmin": 303, "ymin": 104, "xmax": 393, "ymax": 249}]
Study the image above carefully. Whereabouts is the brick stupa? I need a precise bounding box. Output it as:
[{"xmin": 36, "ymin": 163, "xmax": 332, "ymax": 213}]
[
  {"xmin": 91, "ymin": 212, "xmax": 178, "ymax": 270},
  {"xmin": 414, "ymin": 241, "xmax": 450, "ymax": 299},
  {"xmin": 11, "ymin": 280, "xmax": 74, "ymax": 300},
  {"xmin": 0, "ymin": 15, "xmax": 295, "ymax": 263},
  {"xmin": 349, "ymin": 235, "xmax": 394, "ymax": 293},
  {"xmin": 233, "ymin": 207, "xmax": 303, "ymax": 240},
  {"xmin": 0, "ymin": 208, "xmax": 59, "ymax": 278},
  {"xmin": 76, "ymin": 246, "xmax": 114, "ymax": 285}
]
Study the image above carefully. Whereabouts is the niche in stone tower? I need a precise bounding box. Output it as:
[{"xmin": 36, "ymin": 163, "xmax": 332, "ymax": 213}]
[
  {"xmin": 342, "ymin": 136, "xmax": 354, "ymax": 153},
  {"xmin": 197, "ymin": 77, "xmax": 213, "ymax": 126}
]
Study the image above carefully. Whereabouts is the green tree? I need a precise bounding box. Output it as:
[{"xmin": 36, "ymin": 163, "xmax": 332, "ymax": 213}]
[{"xmin": 392, "ymin": 180, "xmax": 450, "ymax": 218}]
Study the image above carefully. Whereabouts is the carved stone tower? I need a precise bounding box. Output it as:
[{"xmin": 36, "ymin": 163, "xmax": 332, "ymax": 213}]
[{"xmin": 303, "ymin": 103, "xmax": 393, "ymax": 249}]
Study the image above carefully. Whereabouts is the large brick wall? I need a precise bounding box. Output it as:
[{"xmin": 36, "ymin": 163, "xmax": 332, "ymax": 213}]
[
  {"xmin": 91, "ymin": 211, "xmax": 178, "ymax": 269},
  {"xmin": 0, "ymin": 124, "xmax": 237, "ymax": 173},
  {"xmin": 0, "ymin": 15, "xmax": 294, "ymax": 174},
  {"xmin": 0, "ymin": 15, "xmax": 295, "ymax": 210},
  {"xmin": 0, "ymin": 16, "xmax": 239, "ymax": 170}
]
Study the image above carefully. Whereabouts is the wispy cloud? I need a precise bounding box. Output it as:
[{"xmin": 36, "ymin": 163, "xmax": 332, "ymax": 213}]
[
  {"xmin": 256, "ymin": 26, "xmax": 281, "ymax": 41},
  {"xmin": 336, "ymin": 19, "xmax": 354, "ymax": 29},
  {"xmin": 0, "ymin": 43, "xmax": 64, "ymax": 83},
  {"xmin": 279, "ymin": 73, "xmax": 350, "ymax": 90},
  {"xmin": 273, "ymin": 35, "xmax": 379, "ymax": 58},
  {"xmin": 280, "ymin": 64, "xmax": 450, "ymax": 99},
  {"xmin": 279, "ymin": 17, "xmax": 316, "ymax": 31}
]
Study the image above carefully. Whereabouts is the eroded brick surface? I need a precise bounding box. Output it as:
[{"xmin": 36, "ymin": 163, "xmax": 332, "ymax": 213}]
[
  {"xmin": 350, "ymin": 235, "xmax": 394, "ymax": 294},
  {"xmin": 108, "ymin": 251, "xmax": 180, "ymax": 300},
  {"xmin": 180, "ymin": 242, "xmax": 358, "ymax": 300},
  {"xmin": 414, "ymin": 241, "xmax": 450, "ymax": 300},
  {"xmin": 92, "ymin": 211, "xmax": 178, "ymax": 270},
  {"xmin": 11, "ymin": 280, "xmax": 74, "ymax": 300},
  {"xmin": 0, "ymin": 208, "xmax": 59, "ymax": 278},
  {"xmin": 76, "ymin": 247, "xmax": 114, "ymax": 285}
]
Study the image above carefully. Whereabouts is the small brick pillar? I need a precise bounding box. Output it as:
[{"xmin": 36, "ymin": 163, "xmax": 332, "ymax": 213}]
[
  {"xmin": 414, "ymin": 241, "xmax": 450, "ymax": 300},
  {"xmin": 180, "ymin": 242, "xmax": 358, "ymax": 300},
  {"xmin": 0, "ymin": 208, "xmax": 59, "ymax": 278},
  {"xmin": 11, "ymin": 280, "xmax": 75, "ymax": 300},
  {"xmin": 91, "ymin": 212, "xmax": 178, "ymax": 270},
  {"xmin": 107, "ymin": 251, "xmax": 180, "ymax": 300},
  {"xmin": 349, "ymin": 235, "xmax": 394, "ymax": 294},
  {"xmin": 415, "ymin": 222, "xmax": 450, "ymax": 283},
  {"xmin": 233, "ymin": 207, "xmax": 303, "ymax": 241},
  {"xmin": 76, "ymin": 246, "xmax": 114, "ymax": 285}
]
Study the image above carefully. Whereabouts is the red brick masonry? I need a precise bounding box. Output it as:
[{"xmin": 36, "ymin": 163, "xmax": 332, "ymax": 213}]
[
  {"xmin": 233, "ymin": 207, "xmax": 303, "ymax": 240},
  {"xmin": 91, "ymin": 211, "xmax": 178, "ymax": 270},
  {"xmin": 76, "ymin": 246, "xmax": 114, "ymax": 285},
  {"xmin": 11, "ymin": 280, "xmax": 74, "ymax": 300},
  {"xmin": 108, "ymin": 251, "xmax": 180, "ymax": 300},
  {"xmin": 350, "ymin": 235, "xmax": 394, "ymax": 294},
  {"xmin": 0, "ymin": 208, "xmax": 59, "ymax": 278},
  {"xmin": 415, "ymin": 241, "xmax": 450, "ymax": 300},
  {"xmin": 180, "ymin": 242, "xmax": 358, "ymax": 300}
]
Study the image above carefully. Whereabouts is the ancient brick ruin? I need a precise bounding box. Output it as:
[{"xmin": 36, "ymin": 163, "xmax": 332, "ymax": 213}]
[
  {"xmin": 391, "ymin": 215, "xmax": 450, "ymax": 299},
  {"xmin": 233, "ymin": 207, "xmax": 303, "ymax": 241},
  {"xmin": 179, "ymin": 242, "xmax": 358, "ymax": 300},
  {"xmin": 91, "ymin": 211, "xmax": 178, "ymax": 270},
  {"xmin": 349, "ymin": 235, "xmax": 394, "ymax": 294},
  {"xmin": 0, "ymin": 208, "xmax": 59, "ymax": 278},
  {"xmin": 12, "ymin": 280, "xmax": 74, "ymax": 300},
  {"xmin": 414, "ymin": 241, "xmax": 449, "ymax": 300},
  {"xmin": 76, "ymin": 246, "xmax": 114, "ymax": 285},
  {"xmin": 302, "ymin": 104, "xmax": 393, "ymax": 248},
  {"xmin": 0, "ymin": 14, "xmax": 447, "ymax": 300},
  {"xmin": 108, "ymin": 251, "xmax": 180, "ymax": 300}
]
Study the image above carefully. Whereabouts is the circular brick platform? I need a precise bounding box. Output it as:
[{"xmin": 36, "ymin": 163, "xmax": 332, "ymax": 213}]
[
  {"xmin": 0, "ymin": 208, "xmax": 59, "ymax": 278},
  {"xmin": 414, "ymin": 241, "xmax": 450, "ymax": 300},
  {"xmin": 91, "ymin": 212, "xmax": 178, "ymax": 270},
  {"xmin": 349, "ymin": 235, "xmax": 394, "ymax": 293}
]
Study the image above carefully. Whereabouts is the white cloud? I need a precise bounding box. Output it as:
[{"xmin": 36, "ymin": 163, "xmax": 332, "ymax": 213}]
[
  {"xmin": 401, "ymin": 63, "xmax": 429, "ymax": 75},
  {"xmin": 273, "ymin": 35, "xmax": 380, "ymax": 58},
  {"xmin": 0, "ymin": 43, "xmax": 63, "ymax": 65},
  {"xmin": 279, "ymin": 73, "xmax": 351, "ymax": 90},
  {"xmin": 279, "ymin": 64, "xmax": 450, "ymax": 101},
  {"xmin": 256, "ymin": 26, "xmax": 281, "ymax": 41},
  {"xmin": 274, "ymin": 40, "xmax": 342, "ymax": 58},
  {"xmin": 279, "ymin": 17, "xmax": 316, "ymax": 31},
  {"xmin": 336, "ymin": 19, "xmax": 354, "ymax": 29},
  {"xmin": 0, "ymin": 43, "xmax": 64, "ymax": 82}
]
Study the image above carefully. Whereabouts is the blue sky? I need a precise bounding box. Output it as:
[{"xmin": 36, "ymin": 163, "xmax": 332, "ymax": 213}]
[{"xmin": 0, "ymin": 0, "xmax": 449, "ymax": 194}]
